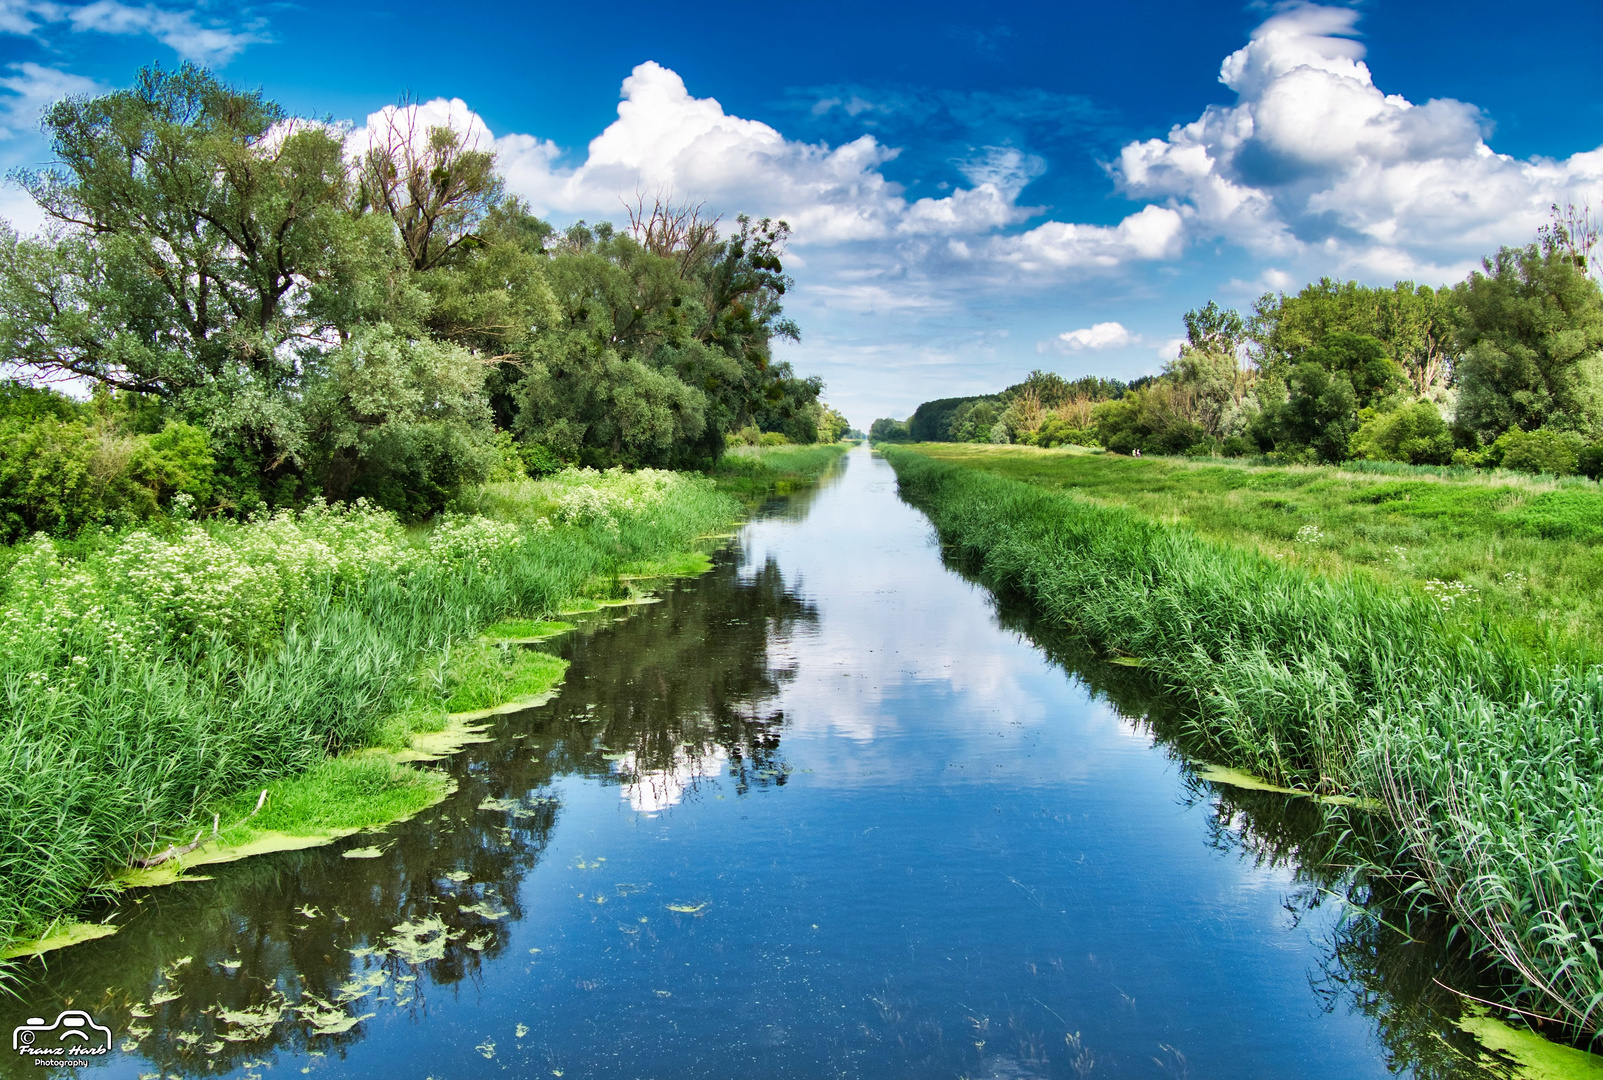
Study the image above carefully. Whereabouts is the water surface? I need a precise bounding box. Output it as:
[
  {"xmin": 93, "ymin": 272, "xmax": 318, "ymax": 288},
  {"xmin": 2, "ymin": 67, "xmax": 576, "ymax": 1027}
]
[{"xmin": 7, "ymin": 448, "xmax": 1503, "ymax": 1078}]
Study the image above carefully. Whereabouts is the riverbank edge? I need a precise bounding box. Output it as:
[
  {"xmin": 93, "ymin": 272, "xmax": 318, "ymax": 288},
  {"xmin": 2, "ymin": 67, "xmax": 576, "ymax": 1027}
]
[
  {"xmin": 3, "ymin": 572, "xmax": 709, "ymax": 961},
  {"xmin": 2, "ymin": 447, "xmax": 848, "ymax": 962},
  {"xmin": 878, "ymin": 443, "xmax": 1603, "ymax": 1051}
]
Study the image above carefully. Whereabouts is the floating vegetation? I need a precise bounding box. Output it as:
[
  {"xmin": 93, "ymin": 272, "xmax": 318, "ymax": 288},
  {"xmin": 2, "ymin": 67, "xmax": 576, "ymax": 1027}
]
[
  {"xmin": 481, "ymin": 618, "xmax": 576, "ymax": 643},
  {"xmin": 341, "ymin": 846, "xmax": 388, "ymax": 859},
  {"xmin": 1195, "ymin": 763, "xmax": 1381, "ymax": 810},
  {"xmin": 385, "ymin": 915, "xmax": 451, "ymax": 965},
  {"xmin": 1455, "ymin": 1007, "xmax": 1603, "ymax": 1079},
  {"xmin": 294, "ymin": 993, "xmax": 373, "ymax": 1037},
  {"xmin": 666, "ymin": 902, "xmax": 707, "ymax": 915},
  {"xmin": 335, "ymin": 970, "xmax": 388, "ymax": 1004},
  {"xmin": 0, "ymin": 920, "xmax": 118, "ymax": 959},
  {"xmin": 217, "ymin": 995, "xmax": 287, "ymax": 1042},
  {"xmin": 460, "ymin": 901, "xmax": 509, "ymax": 921}
]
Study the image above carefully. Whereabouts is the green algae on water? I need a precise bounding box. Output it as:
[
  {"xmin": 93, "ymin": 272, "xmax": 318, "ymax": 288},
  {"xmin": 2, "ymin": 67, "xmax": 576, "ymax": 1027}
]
[
  {"xmin": 1458, "ymin": 1006, "xmax": 1603, "ymax": 1079},
  {"xmin": 0, "ymin": 920, "xmax": 119, "ymax": 959},
  {"xmin": 115, "ymin": 759, "xmax": 455, "ymax": 888},
  {"xmin": 1195, "ymin": 763, "xmax": 1382, "ymax": 810},
  {"xmin": 481, "ymin": 618, "xmax": 575, "ymax": 642}
]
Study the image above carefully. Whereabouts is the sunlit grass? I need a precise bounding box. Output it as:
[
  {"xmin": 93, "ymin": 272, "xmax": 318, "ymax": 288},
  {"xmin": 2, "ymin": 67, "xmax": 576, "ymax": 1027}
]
[{"xmin": 212, "ymin": 755, "xmax": 448, "ymax": 841}]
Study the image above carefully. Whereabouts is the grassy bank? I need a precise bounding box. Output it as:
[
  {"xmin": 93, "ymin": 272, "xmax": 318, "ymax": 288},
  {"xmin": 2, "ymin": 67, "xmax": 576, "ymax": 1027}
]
[
  {"xmin": 881, "ymin": 443, "xmax": 1603, "ymax": 1036},
  {"xmin": 0, "ymin": 466, "xmax": 741, "ymax": 954},
  {"xmin": 710, "ymin": 441, "xmax": 851, "ymax": 498},
  {"xmin": 911, "ymin": 442, "xmax": 1603, "ymax": 659}
]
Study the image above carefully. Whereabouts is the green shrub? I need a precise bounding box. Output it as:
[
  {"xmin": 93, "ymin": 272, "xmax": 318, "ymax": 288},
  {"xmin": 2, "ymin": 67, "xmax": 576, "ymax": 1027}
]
[
  {"xmin": 1092, "ymin": 386, "xmax": 1202, "ymax": 455},
  {"xmin": 1488, "ymin": 427, "xmax": 1584, "ymax": 475},
  {"xmin": 1030, "ymin": 414, "xmax": 1098, "ymax": 448},
  {"xmin": 0, "ymin": 416, "xmax": 98, "ymax": 540},
  {"xmin": 343, "ymin": 420, "xmax": 500, "ymax": 520},
  {"xmin": 869, "ymin": 418, "xmax": 912, "ymax": 443},
  {"xmin": 485, "ymin": 430, "xmax": 529, "ymax": 482},
  {"xmin": 1578, "ymin": 441, "xmax": 1603, "ymax": 479},
  {"xmin": 517, "ymin": 441, "xmax": 564, "ymax": 477},
  {"xmin": 1348, "ymin": 400, "xmax": 1454, "ymax": 465},
  {"xmin": 127, "ymin": 421, "xmax": 215, "ymax": 507}
]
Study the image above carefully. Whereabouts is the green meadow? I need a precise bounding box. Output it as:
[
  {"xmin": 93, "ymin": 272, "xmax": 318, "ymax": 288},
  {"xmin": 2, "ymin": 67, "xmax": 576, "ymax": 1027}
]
[{"xmin": 912, "ymin": 442, "xmax": 1603, "ymax": 660}]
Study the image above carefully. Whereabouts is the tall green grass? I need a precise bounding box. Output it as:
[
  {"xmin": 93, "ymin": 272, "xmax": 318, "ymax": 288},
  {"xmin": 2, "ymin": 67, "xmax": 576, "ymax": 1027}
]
[
  {"xmin": 0, "ymin": 469, "xmax": 738, "ymax": 950},
  {"xmin": 883, "ymin": 445, "xmax": 1603, "ymax": 1035},
  {"xmin": 710, "ymin": 442, "xmax": 850, "ymax": 497}
]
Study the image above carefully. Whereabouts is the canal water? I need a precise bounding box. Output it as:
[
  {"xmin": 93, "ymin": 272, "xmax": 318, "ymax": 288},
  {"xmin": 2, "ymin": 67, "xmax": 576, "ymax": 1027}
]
[{"xmin": 7, "ymin": 448, "xmax": 1508, "ymax": 1078}]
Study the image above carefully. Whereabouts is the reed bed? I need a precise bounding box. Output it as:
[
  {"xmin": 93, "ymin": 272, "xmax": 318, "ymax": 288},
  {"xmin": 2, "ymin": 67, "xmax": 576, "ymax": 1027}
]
[
  {"xmin": 0, "ymin": 468, "xmax": 737, "ymax": 950},
  {"xmin": 883, "ymin": 445, "xmax": 1603, "ymax": 1034}
]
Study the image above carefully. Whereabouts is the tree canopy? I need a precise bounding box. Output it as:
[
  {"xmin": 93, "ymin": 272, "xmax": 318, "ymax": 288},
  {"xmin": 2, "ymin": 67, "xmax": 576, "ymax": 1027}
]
[
  {"xmin": 875, "ymin": 206, "xmax": 1603, "ymax": 477},
  {"xmin": 0, "ymin": 64, "xmax": 836, "ymax": 528}
]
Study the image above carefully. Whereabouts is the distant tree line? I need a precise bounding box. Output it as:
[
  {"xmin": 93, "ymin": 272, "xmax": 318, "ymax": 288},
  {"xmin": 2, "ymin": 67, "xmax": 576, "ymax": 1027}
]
[
  {"xmin": 873, "ymin": 206, "xmax": 1603, "ymax": 478},
  {"xmin": 0, "ymin": 64, "xmax": 843, "ymax": 541}
]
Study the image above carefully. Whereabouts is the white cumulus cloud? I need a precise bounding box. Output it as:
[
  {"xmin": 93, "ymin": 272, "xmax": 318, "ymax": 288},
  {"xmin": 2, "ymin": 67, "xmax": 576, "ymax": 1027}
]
[
  {"xmin": 0, "ymin": 61, "xmax": 102, "ymax": 139},
  {"xmin": 350, "ymin": 62, "xmax": 1184, "ymax": 281},
  {"xmin": 1057, "ymin": 322, "xmax": 1132, "ymax": 350},
  {"xmin": 1113, "ymin": 1, "xmax": 1603, "ymax": 278}
]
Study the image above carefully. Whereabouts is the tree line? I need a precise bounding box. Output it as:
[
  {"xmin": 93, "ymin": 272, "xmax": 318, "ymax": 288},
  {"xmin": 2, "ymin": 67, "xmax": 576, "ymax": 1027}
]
[
  {"xmin": 874, "ymin": 207, "xmax": 1603, "ymax": 477},
  {"xmin": 0, "ymin": 64, "xmax": 844, "ymax": 542}
]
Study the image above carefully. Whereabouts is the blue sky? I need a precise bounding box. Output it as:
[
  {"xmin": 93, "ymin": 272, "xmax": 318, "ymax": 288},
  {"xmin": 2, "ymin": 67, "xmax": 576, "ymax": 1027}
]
[{"xmin": 1, "ymin": 0, "xmax": 1600, "ymax": 426}]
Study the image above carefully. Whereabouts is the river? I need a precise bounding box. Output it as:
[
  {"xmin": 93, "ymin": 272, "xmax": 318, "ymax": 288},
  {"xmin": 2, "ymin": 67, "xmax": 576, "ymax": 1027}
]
[{"xmin": 4, "ymin": 447, "xmax": 1517, "ymax": 1078}]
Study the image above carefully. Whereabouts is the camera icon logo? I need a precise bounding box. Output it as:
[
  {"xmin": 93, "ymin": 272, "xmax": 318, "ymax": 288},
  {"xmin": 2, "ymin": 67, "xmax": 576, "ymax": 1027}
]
[{"xmin": 12, "ymin": 1010, "xmax": 112, "ymax": 1053}]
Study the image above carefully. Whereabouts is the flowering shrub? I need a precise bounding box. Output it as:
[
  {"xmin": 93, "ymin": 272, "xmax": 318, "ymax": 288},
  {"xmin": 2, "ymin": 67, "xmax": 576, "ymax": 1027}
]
[
  {"xmin": 549, "ymin": 467, "xmax": 692, "ymax": 530},
  {"xmin": 2, "ymin": 499, "xmax": 432, "ymax": 664},
  {"xmin": 0, "ymin": 469, "xmax": 729, "ymax": 673},
  {"xmin": 424, "ymin": 514, "xmax": 522, "ymax": 571},
  {"xmin": 1423, "ymin": 578, "xmax": 1480, "ymax": 610}
]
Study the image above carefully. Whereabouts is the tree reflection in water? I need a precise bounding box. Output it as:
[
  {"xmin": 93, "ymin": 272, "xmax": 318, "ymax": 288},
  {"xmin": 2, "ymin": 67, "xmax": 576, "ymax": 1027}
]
[{"xmin": 0, "ymin": 547, "xmax": 815, "ymax": 1080}]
